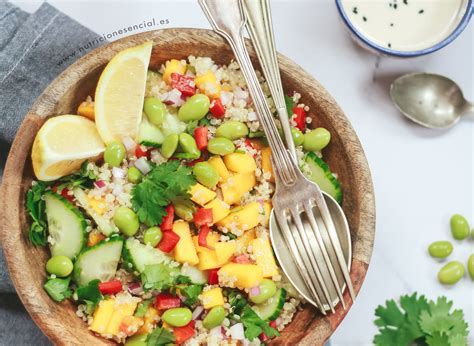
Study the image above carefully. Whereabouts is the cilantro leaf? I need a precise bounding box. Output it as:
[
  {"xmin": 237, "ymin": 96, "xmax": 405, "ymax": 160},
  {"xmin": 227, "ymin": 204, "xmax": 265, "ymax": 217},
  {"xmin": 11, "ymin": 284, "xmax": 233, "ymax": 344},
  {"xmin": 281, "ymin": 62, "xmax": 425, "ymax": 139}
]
[
  {"xmin": 57, "ymin": 160, "xmax": 97, "ymax": 190},
  {"xmin": 141, "ymin": 263, "xmax": 181, "ymax": 291},
  {"xmin": 75, "ymin": 279, "xmax": 103, "ymax": 313},
  {"xmin": 179, "ymin": 284, "xmax": 203, "ymax": 307},
  {"xmin": 43, "ymin": 277, "xmax": 72, "ymax": 302},
  {"xmin": 132, "ymin": 161, "xmax": 196, "ymax": 226},
  {"xmin": 241, "ymin": 305, "xmax": 279, "ymax": 341},
  {"xmin": 26, "ymin": 181, "xmax": 50, "ymax": 246},
  {"xmin": 284, "ymin": 94, "xmax": 294, "ymax": 117},
  {"xmin": 135, "ymin": 299, "xmax": 152, "ymax": 317},
  {"xmin": 227, "ymin": 289, "xmax": 248, "ymax": 316},
  {"xmin": 146, "ymin": 327, "xmax": 176, "ymax": 346}
]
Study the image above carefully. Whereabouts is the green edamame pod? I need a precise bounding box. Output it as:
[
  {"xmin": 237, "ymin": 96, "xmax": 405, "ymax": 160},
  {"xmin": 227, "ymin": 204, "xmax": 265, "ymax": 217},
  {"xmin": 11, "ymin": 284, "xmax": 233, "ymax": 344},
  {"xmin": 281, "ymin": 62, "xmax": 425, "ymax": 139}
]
[
  {"xmin": 468, "ymin": 254, "xmax": 474, "ymax": 280},
  {"xmin": 216, "ymin": 121, "xmax": 249, "ymax": 140},
  {"xmin": 162, "ymin": 307, "xmax": 192, "ymax": 327},
  {"xmin": 249, "ymin": 279, "xmax": 277, "ymax": 304},
  {"xmin": 207, "ymin": 137, "xmax": 235, "ymax": 155},
  {"xmin": 193, "ymin": 162, "xmax": 219, "ymax": 188},
  {"xmin": 291, "ymin": 128, "xmax": 304, "ymax": 146},
  {"xmin": 46, "ymin": 255, "xmax": 73, "ymax": 277},
  {"xmin": 113, "ymin": 207, "xmax": 139, "ymax": 236},
  {"xmin": 127, "ymin": 167, "xmax": 143, "ymax": 184},
  {"xmin": 104, "ymin": 141, "xmax": 126, "ymax": 167},
  {"xmin": 178, "ymin": 94, "xmax": 210, "ymax": 122},
  {"xmin": 143, "ymin": 227, "xmax": 163, "ymax": 247},
  {"xmin": 450, "ymin": 214, "xmax": 470, "ymax": 240},
  {"xmin": 203, "ymin": 306, "xmax": 226, "ymax": 329},
  {"xmin": 303, "ymin": 128, "xmax": 331, "ymax": 152},
  {"xmin": 428, "ymin": 241, "xmax": 453, "ymax": 258},
  {"xmin": 143, "ymin": 97, "xmax": 166, "ymax": 126},
  {"xmin": 179, "ymin": 133, "xmax": 201, "ymax": 159},
  {"xmin": 438, "ymin": 261, "xmax": 464, "ymax": 285},
  {"xmin": 161, "ymin": 134, "xmax": 179, "ymax": 159}
]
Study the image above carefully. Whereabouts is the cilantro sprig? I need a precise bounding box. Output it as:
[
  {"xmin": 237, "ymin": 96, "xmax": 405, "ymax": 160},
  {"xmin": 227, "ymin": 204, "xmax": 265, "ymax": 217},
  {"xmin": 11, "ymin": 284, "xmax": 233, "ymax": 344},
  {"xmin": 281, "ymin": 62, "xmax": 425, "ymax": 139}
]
[
  {"xmin": 131, "ymin": 161, "xmax": 195, "ymax": 226},
  {"xmin": 26, "ymin": 181, "xmax": 50, "ymax": 246},
  {"xmin": 374, "ymin": 293, "xmax": 469, "ymax": 346}
]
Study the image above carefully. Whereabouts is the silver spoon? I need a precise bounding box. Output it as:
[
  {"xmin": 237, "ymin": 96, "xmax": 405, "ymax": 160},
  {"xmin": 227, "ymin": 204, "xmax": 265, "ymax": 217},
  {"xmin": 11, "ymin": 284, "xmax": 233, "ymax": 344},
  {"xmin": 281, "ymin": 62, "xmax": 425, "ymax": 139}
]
[{"xmin": 390, "ymin": 72, "xmax": 473, "ymax": 129}]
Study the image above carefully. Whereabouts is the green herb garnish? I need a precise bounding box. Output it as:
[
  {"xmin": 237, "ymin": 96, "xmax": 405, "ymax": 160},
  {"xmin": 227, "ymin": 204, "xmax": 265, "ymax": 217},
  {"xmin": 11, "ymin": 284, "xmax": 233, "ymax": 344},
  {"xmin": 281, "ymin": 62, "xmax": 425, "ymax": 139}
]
[
  {"xmin": 141, "ymin": 263, "xmax": 181, "ymax": 291},
  {"xmin": 147, "ymin": 327, "xmax": 176, "ymax": 346},
  {"xmin": 179, "ymin": 284, "xmax": 203, "ymax": 307},
  {"xmin": 43, "ymin": 277, "xmax": 72, "ymax": 302},
  {"xmin": 26, "ymin": 181, "xmax": 50, "ymax": 246},
  {"xmin": 75, "ymin": 279, "xmax": 103, "ymax": 313}
]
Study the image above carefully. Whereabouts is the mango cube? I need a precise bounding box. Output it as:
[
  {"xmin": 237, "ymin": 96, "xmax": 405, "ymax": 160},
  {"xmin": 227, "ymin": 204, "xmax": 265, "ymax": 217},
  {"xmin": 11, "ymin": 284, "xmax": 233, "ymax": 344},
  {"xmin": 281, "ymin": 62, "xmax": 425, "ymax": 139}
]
[
  {"xmin": 163, "ymin": 59, "xmax": 186, "ymax": 83},
  {"xmin": 204, "ymin": 198, "xmax": 230, "ymax": 224},
  {"xmin": 106, "ymin": 302, "xmax": 138, "ymax": 335},
  {"xmin": 261, "ymin": 147, "xmax": 275, "ymax": 183},
  {"xmin": 189, "ymin": 183, "xmax": 216, "ymax": 206},
  {"xmin": 208, "ymin": 156, "xmax": 229, "ymax": 182},
  {"xmin": 173, "ymin": 221, "xmax": 199, "ymax": 265},
  {"xmin": 263, "ymin": 202, "xmax": 271, "ymax": 227},
  {"xmin": 192, "ymin": 232, "xmax": 220, "ymax": 253},
  {"xmin": 137, "ymin": 307, "xmax": 158, "ymax": 335},
  {"xmin": 194, "ymin": 71, "xmax": 221, "ymax": 99},
  {"xmin": 77, "ymin": 100, "xmax": 95, "ymax": 120},
  {"xmin": 197, "ymin": 248, "xmax": 219, "ymax": 270},
  {"xmin": 215, "ymin": 241, "xmax": 237, "ymax": 266},
  {"xmin": 223, "ymin": 153, "xmax": 256, "ymax": 173},
  {"xmin": 218, "ymin": 263, "xmax": 263, "ymax": 289},
  {"xmin": 236, "ymin": 229, "xmax": 256, "ymax": 252},
  {"xmin": 217, "ymin": 202, "xmax": 263, "ymax": 231},
  {"xmin": 250, "ymin": 238, "xmax": 279, "ymax": 277},
  {"xmin": 86, "ymin": 195, "xmax": 106, "ymax": 216},
  {"xmin": 200, "ymin": 287, "xmax": 225, "ymax": 309},
  {"xmin": 91, "ymin": 299, "xmax": 116, "ymax": 334},
  {"xmin": 221, "ymin": 172, "xmax": 256, "ymax": 205}
]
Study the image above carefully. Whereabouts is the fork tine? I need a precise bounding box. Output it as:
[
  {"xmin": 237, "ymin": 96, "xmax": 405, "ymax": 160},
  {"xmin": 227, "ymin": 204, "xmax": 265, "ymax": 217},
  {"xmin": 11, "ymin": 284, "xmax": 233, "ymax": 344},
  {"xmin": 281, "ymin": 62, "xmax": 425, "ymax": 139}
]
[
  {"xmin": 274, "ymin": 210, "xmax": 327, "ymax": 314},
  {"xmin": 303, "ymin": 203, "xmax": 346, "ymax": 310},
  {"xmin": 314, "ymin": 195, "xmax": 356, "ymax": 301},
  {"xmin": 289, "ymin": 206, "xmax": 335, "ymax": 313}
]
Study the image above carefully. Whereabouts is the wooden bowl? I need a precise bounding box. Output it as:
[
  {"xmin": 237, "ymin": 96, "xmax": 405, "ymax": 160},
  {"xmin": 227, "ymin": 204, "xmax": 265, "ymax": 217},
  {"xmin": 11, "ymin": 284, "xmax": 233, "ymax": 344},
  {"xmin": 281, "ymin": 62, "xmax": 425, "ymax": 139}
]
[{"xmin": 0, "ymin": 29, "xmax": 375, "ymax": 345}]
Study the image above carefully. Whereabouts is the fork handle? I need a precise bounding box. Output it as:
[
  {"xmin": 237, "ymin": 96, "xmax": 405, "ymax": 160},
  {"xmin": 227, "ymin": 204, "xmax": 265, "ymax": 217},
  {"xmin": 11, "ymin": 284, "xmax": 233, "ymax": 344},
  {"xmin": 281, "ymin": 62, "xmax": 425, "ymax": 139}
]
[{"xmin": 199, "ymin": 0, "xmax": 298, "ymax": 186}]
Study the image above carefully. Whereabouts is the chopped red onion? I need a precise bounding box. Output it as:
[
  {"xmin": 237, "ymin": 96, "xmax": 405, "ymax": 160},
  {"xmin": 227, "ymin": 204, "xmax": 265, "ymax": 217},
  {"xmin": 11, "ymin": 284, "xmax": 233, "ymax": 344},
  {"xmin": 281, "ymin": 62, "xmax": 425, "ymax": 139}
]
[
  {"xmin": 229, "ymin": 323, "xmax": 245, "ymax": 340},
  {"xmin": 164, "ymin": 88, "xmax": 184, "ymax": 106},
  {"xmin": 249, "ymin": 286, "xmax": 261, "ymax": 297},
  {"xmin": 127, "ymin": 282, "xmax": 143, "ymax": 295},
  {"xmin": 112, "ymin": 167, "xmax": 125, "ymax": 179},
  {"xmin": 95, "ymin": 180, "xmax": 106, "ymax": 188},
  {"xmin": 221, "ymin": 326, "xmax": 228, "ymax": 340},
  {"xmin": 122, "ymin": 136, "xmax": 137, "ymax": 153},
  {"xmin": 220, "ymin": 91, "xmax": 233, "ymax": 106},
  {"xmin": 192, "ymin": 306, "xmax": 204, "ymax": 320},
  {"xmin": 134, "ymin": 157, "xmax": 151, "ymax": 175}
]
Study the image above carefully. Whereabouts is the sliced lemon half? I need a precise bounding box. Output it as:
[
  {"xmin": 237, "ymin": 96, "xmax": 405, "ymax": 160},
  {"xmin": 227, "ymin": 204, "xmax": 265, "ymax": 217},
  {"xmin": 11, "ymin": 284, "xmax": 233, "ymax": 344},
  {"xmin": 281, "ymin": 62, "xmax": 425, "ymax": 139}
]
[
  {"xmin": 32, "ymin": 115, "xmax": 105, "ymax": 181},
  {"xmin": 94, "ymin": 41, "xmax": 153, "ymax": 144}
]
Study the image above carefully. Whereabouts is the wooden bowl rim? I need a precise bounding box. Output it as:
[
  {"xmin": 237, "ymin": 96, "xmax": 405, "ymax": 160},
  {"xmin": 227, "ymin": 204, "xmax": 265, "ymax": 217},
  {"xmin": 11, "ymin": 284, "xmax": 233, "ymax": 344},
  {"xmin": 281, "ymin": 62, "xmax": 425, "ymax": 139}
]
[{"xmin": 0, "ymin": 28, "xmax": 375, "ymax": 345}]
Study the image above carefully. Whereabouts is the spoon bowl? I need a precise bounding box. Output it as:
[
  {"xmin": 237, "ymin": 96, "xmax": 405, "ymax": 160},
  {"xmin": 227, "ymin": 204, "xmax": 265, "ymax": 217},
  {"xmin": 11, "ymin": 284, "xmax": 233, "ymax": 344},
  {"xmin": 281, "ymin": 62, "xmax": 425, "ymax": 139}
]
[{"xmin": 390, "ymin": 73, "xmax": 473, "ymax": 129}]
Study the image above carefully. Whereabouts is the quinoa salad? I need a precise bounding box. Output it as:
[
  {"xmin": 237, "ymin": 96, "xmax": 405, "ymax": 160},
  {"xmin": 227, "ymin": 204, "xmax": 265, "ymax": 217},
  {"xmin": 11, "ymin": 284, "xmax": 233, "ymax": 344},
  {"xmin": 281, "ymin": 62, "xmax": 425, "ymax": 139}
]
[{"xmin": 26, "ymin": 42, "xmax": 342, "ymax": 345}]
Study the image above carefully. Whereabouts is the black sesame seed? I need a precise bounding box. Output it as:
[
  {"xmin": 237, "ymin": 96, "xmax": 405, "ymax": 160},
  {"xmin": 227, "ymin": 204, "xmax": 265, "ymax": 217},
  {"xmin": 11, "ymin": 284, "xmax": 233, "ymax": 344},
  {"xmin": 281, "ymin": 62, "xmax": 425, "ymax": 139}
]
[
  {"xmin": 388, "ymin": 43, "xmax": 392, "ymax": 48},
  {"xmin": 390, "ymin": 23, "xmax": 394, "ymax": 27},
  {"xmin": 403, "ymin": 0, "xmax": 408, "ymax": 4},
  {"xmin": 394, "ymin": 4, "xmax": 398, "ymax": 9},
  {"xmin": 353, "ymin": 6, "xmax": 358, "ymax": 14},
  {"xmin": 363, "ymin": 16, "xmax": 367, "ymax": 22},
  {"xmin": 419, "ymin": 9, "xmax": 424, "ymax": 14}
]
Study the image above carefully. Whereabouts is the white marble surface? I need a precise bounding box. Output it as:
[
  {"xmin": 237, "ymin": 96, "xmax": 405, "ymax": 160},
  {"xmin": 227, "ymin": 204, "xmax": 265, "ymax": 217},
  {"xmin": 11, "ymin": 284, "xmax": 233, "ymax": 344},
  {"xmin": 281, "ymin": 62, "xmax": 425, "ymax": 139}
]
[{"xmin": 12, "ymin": 1, "xmax": 474, "ymax": 345}]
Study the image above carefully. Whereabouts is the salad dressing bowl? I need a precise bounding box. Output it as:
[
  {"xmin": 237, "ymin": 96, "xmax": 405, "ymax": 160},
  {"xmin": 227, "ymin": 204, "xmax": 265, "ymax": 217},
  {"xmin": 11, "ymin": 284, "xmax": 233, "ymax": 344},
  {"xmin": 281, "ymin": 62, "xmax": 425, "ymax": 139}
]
[{"xmin": 0, "ymin": 29, "xmax": 375, "ymax": 346}]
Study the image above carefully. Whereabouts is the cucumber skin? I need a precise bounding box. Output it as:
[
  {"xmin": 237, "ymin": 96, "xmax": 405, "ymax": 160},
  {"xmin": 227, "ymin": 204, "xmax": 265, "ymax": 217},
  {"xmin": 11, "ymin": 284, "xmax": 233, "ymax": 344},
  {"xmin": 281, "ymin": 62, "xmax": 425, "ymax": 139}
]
[
  {"xmin": 73, "ymin": 236, "xmax": 124, "ymax": 285},
  {"xmin": 304, "ymin": 152, "xmax": 343, "ymax": 204},
  {"xmin": 122, "ymin": 239, "xmax": 139, "ymax": 273},
  {"xmin": 45, "ymin": 191, "xmax": 87, "ymax": 259},
  {"xmin": 253, "ymin": 288, "xmax": 287, "ymax": 321}
]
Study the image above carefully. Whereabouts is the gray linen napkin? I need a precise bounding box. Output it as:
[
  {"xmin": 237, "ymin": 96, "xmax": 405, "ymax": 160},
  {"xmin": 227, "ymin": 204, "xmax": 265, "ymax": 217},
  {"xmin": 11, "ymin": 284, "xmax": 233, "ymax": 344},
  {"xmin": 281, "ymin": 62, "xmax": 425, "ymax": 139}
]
[{"xmin": 0, "ymin": 2, "xmax": 106, "ymax": 344}]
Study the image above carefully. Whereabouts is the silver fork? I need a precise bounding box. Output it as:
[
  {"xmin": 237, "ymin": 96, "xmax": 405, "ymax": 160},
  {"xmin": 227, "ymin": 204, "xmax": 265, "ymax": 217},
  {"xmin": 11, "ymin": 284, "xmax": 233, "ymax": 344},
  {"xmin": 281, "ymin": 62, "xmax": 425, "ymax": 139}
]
[
  {"xmin": 242, "ymin": 0, "xmax": 351, "ymax": 312},
  {"xmin": 198, "ymin": 0, "xmax": 355, "ymax": 310}
]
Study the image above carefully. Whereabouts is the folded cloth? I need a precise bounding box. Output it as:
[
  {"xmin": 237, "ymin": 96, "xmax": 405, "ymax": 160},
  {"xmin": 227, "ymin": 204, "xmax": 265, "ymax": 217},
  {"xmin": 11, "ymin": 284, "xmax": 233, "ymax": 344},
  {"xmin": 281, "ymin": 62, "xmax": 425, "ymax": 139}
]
[{"xmin": 0, "ymin": 2, "xmax": 106, "ymax": 344}]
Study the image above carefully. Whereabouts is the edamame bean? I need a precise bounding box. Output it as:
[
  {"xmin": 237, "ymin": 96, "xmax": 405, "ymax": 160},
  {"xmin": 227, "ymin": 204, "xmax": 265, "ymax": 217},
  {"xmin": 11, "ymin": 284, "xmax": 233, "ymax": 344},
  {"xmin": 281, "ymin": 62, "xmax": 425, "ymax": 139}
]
[
  {"xmin": 143, "ymin": 97, "xmax": 166, "ymax": 126},
  {"xmin": 124, "ymin": 333, "xmax": 148, "ymax": 346},
  {"xmin": 202, "ymin": 306, "xmax": 226, "ymax": 329},
  {"xmin": 113, "ymin": 207, "xmax": 139, "ymax": 236},
  {"xmin": 468, "ymin": 254, "xmax": 474, "ymax": 280},
  {"xmin": 216, "ymin": 121, "xmax": 249, "ymax": 140},
  {"xmin": 143, "ymin": 227, "xmax": 162, "ymax": 247},
  {"xmin": 179, "ymin": 133, "xmax": 201, "ymax": 159},
  {"xmin": 291, "ymin": 128, "xmax": 304, "ymax": 146},
  {"xmin": 428, "ymin": 241, "xmax": 453, "ymax": 258},
  {"xmin": 193, "ymin": 162, "xmax": 219, "ymax": 188},
  {"xmin": 178, "ymin": 94, "xmax": 210, "ymax": 122},
  {"xmin": 438, "ymin": 261, "xmax": 464, "ymax": 285},
  {"xmin": 249, "ymin": 279, "xmax": 277, "ymax": 304},
  {"xmin": 207, "ymin": 137, "xmax": 235, "ymax": 155},
  {"xmin": 104, "ymin": 141, "xmax": 126, "ymax": 167},
  {"xmin": 450, "ymin": 214, "xmax": 470, "ymax": 240},
  {"xmin": 161, "ymin": 134, "xmax": 179, "ymax": 159},
  {"xmin": 303, "ymin": 128, "xmax": 331, "ymax": 152},
  {"xmin": 162, "ymin": 307, "xmax": 192, "ymax": 327},
  {"xmin": 46, "ymin": 255, "xmax": 73, "ymax": 277},
  {"xmin": 127, "ymin": 166, "xmax": 143, "ymax": 184}
]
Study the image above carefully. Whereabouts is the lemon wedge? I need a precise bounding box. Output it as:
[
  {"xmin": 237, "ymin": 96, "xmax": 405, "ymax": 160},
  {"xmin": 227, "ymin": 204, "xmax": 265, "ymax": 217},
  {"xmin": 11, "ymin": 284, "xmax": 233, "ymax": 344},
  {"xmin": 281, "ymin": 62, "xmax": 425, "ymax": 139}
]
[
  {"xmin": 32, "ymin": 115, "xmax": 105, "ymax": 181},
  {"xmin": 94, "ymin": 41, "xmax": 153, "ymax": 144}
]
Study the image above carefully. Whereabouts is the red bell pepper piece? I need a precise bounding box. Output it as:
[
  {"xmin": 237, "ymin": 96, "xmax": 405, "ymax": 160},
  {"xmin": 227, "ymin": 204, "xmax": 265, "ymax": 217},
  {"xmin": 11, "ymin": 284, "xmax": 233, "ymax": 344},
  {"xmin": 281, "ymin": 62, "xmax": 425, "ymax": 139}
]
[
  {"xmin": 208, "ymin": 268, "xmax": 219, "ymax": 285},
  {"xmin": 160, "ymin": 204, "xmax": 175, "ymax": 231},
  {"xmin": 173, "ymin": 320, "xmax": 195, "ymax": 344},
  {"xmin": 98, "ymin": 280, "xmax": 122, "ymax": 295},
  {"xmin": 170, "ymin": 73, "xmax": 196, "ymax": 97},
  {"xmin": 193, "ymin": 208, "xmax": 213, "ymax": 227},
  {"xmin": 292, "ymin": 106, "xmax": 306, "ymax": 132},
  {"xmin": 154, "ymin": 292, "xmax": 181, "ymax": 310},
  {"xmin": 157, "ymin": 230, "xmax": 180, "ymax": 253},
  {"xmin": 194, "ymin": 127, "xmax": 208, "ymax": 151},
  {"xmin": 135, "ymin": 145, "xmax": 150, "ymax": 159},
  {"xmin": 209, "ymin": 98, "xmax": 226, "ymax": 117},
  {"xmin": 61, "ymin": 188, "xmax": 74, "ymax": 203},
  {"xmin": 198, "ymin": 224, "xmax": 214, "ymax": 249}
]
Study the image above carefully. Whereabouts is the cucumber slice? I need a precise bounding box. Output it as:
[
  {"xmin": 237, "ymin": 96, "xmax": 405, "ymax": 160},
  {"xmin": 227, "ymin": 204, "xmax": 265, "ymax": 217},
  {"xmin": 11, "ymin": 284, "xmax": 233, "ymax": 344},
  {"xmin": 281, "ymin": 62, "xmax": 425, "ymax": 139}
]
[
  {"xmin": 161, "ymin": 112, "xmax": 186, "ymax": 137},
  {"xmin": 252, "ymin": 288, "xmax": 286, "ymax": 321},
  {"xmin": 138, "ymin": 113, "xmax": 165, "ymax": 148},
  {"xmin": 180, "ymin": 265, "xmax": 208, "ymax": 284},
  {"xmin": 73, "ymin": 188, "xmax": 118, "ymax": 236},
  {"xmin": 73, "ymin": 236, "xmax": 123, "ymax": 286},
  {"xmin": 122, "ymin": 238, "xmax": 172, "ymax": 273},
  {"xmin": 44, "ymin": 192, "xmax": 86, "ymax": 259},
  {"xmin": 304, "ymin": 152, "xmax": 342, "ymax": 203}
]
